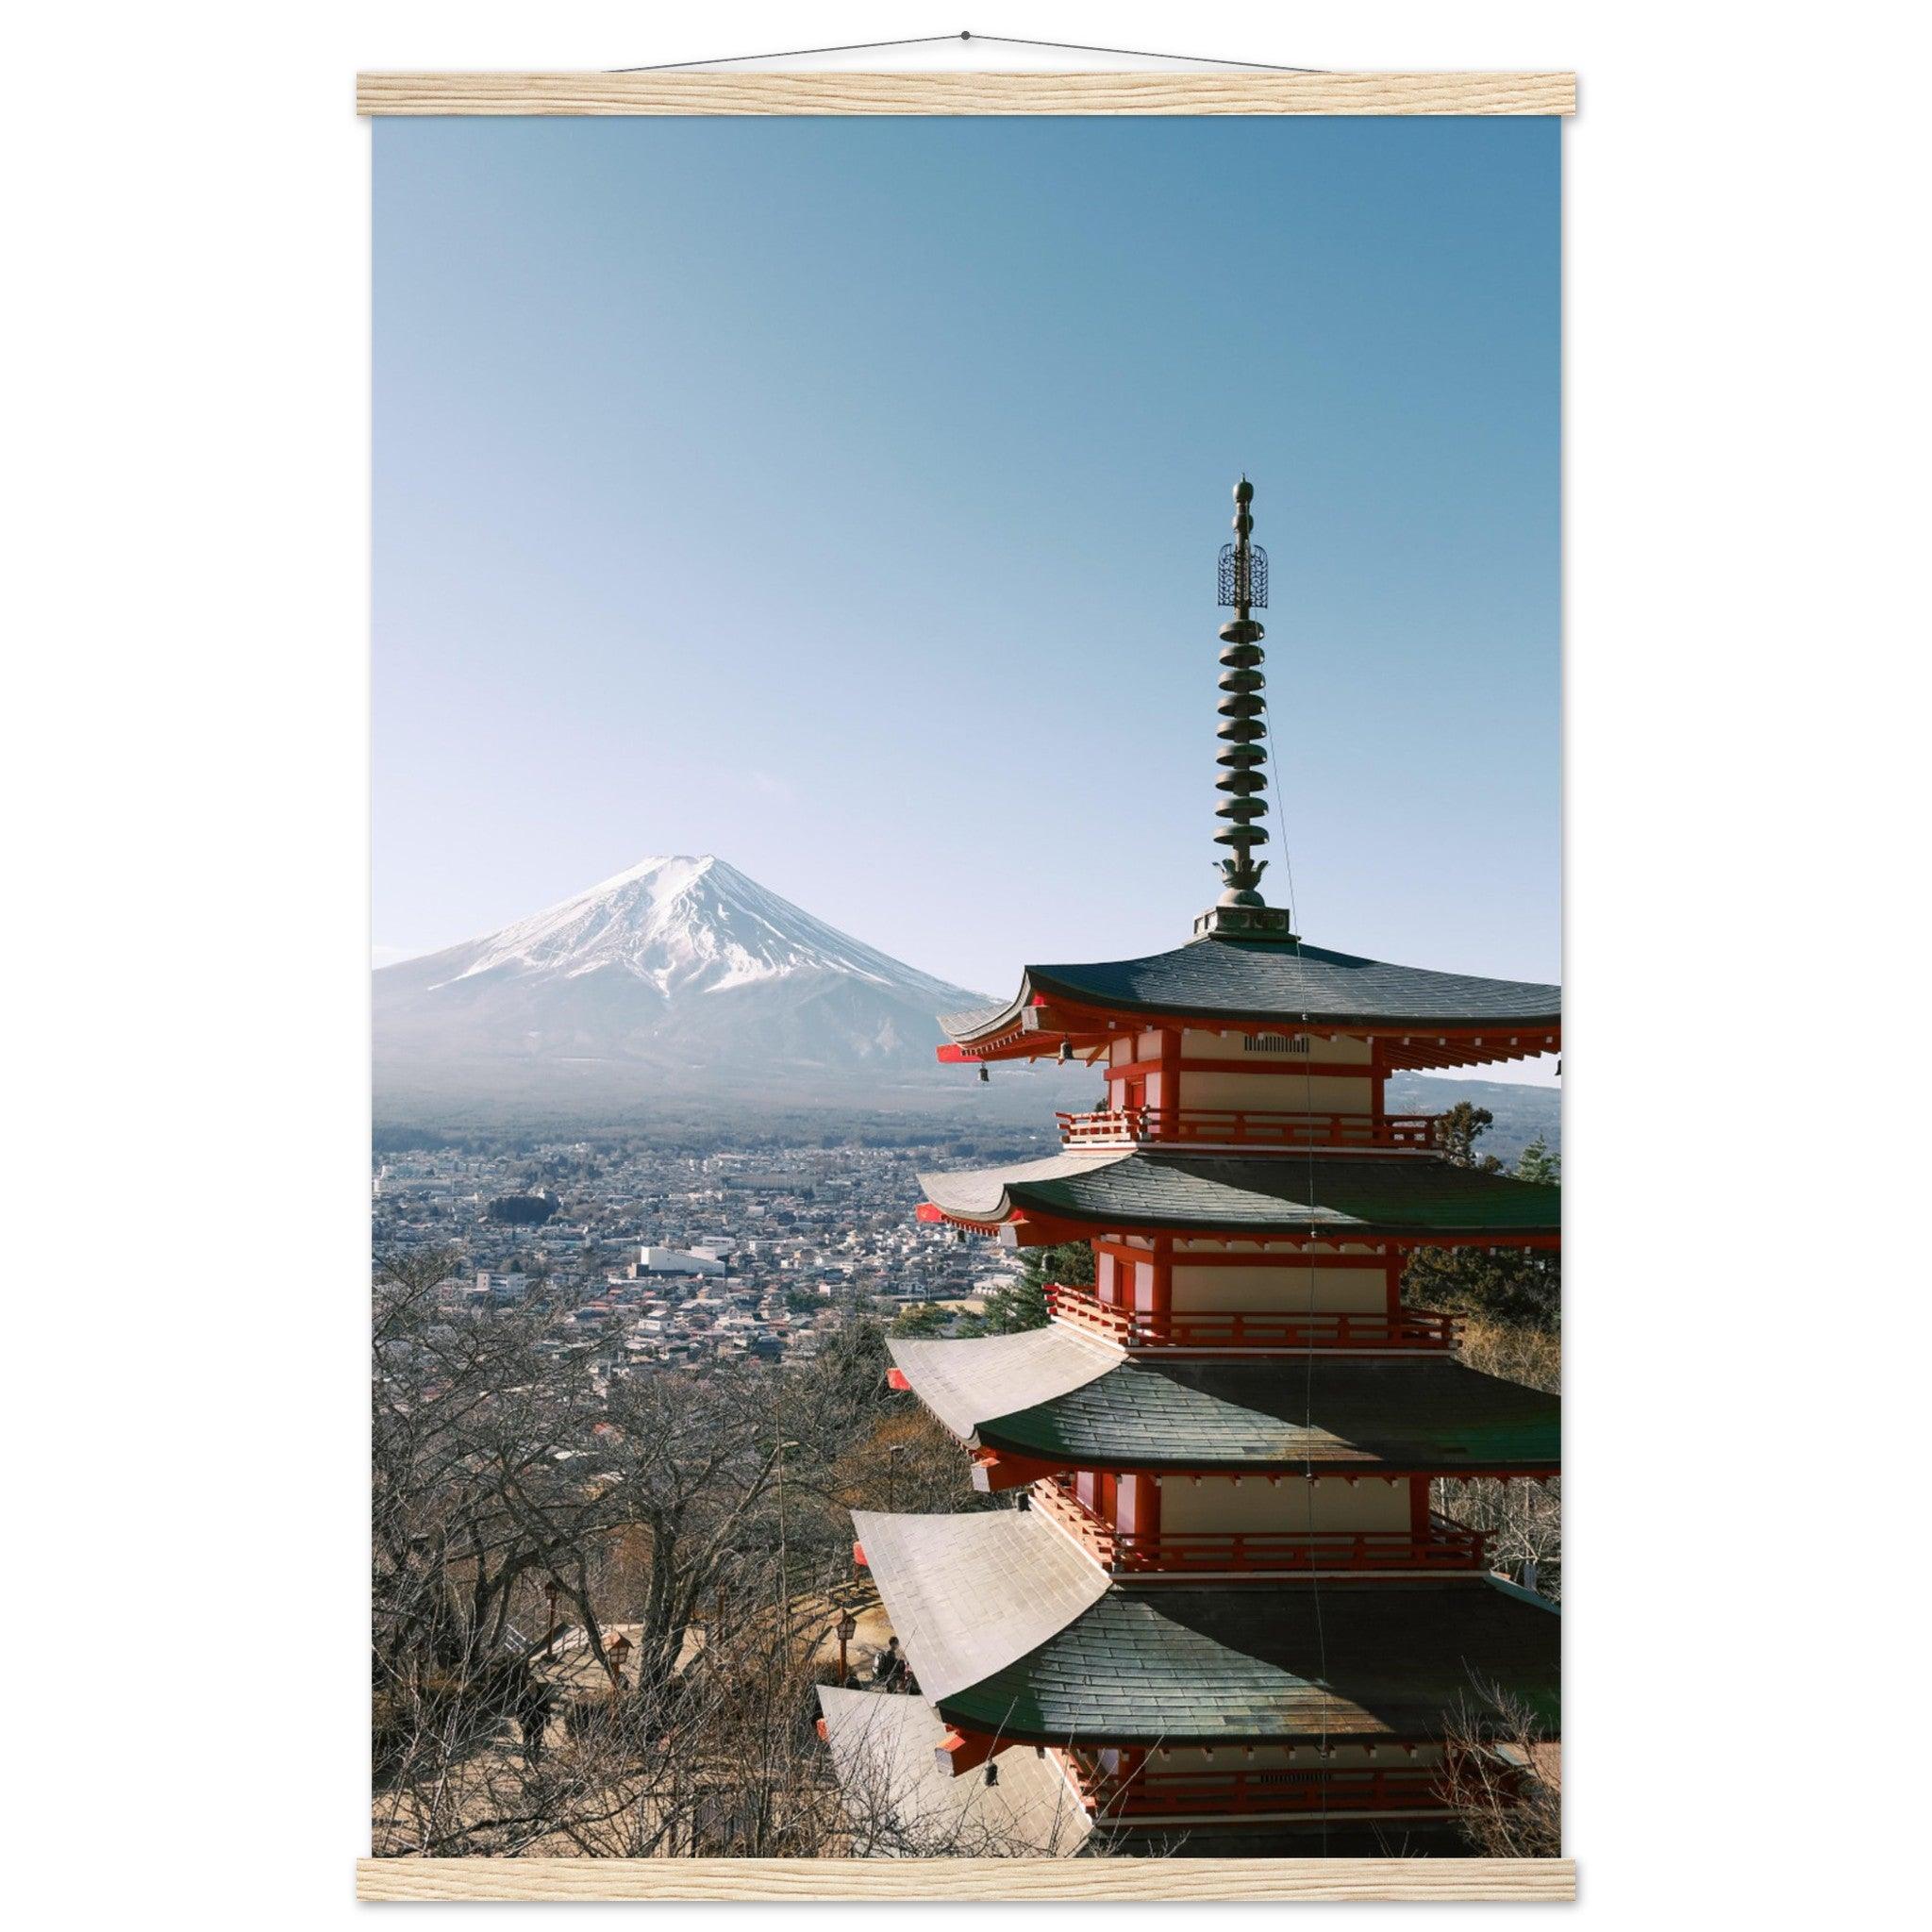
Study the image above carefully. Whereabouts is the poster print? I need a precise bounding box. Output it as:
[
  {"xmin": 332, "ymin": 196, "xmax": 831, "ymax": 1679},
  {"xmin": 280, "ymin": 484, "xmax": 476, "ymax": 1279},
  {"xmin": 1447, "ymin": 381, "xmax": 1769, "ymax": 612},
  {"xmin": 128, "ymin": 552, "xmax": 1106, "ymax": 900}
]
[{"xmin": 372, "ymin": 108, "xmax": 1561, "ymax": 1880}]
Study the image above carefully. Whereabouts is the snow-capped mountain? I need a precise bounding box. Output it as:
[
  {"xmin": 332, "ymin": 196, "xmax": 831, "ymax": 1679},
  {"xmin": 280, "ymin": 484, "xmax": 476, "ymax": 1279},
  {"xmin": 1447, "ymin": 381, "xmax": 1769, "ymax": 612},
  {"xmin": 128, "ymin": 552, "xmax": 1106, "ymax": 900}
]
[{"xmin": 374, "ymin": 856, "xmax": 984, "ymax": 1112}]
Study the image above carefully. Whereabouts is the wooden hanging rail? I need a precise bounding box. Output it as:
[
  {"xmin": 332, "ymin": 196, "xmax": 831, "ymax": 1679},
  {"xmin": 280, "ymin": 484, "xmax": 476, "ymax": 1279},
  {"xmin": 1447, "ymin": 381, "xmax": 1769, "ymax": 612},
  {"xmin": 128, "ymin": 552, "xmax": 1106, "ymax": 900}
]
[{"xmin": 356, "ymin": 72, "xmax": 1576, "ymax": 119}]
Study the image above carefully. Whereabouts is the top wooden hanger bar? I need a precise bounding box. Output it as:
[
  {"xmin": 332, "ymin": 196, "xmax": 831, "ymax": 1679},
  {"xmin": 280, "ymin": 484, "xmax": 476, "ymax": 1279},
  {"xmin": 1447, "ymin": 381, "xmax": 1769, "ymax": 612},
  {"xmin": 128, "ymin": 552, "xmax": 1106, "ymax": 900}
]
[{"xmin": 356, "ymin": 71, "xmax": 1576, "ymax": 118}]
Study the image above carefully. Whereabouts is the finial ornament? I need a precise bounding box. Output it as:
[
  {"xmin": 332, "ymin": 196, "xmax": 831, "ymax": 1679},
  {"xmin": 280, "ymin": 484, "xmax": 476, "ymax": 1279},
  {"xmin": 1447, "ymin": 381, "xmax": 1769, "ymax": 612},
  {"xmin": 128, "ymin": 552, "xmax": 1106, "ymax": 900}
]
[{"xmin": 1195, "ymin": 478, "xmax": 1297, "ymax": 942}]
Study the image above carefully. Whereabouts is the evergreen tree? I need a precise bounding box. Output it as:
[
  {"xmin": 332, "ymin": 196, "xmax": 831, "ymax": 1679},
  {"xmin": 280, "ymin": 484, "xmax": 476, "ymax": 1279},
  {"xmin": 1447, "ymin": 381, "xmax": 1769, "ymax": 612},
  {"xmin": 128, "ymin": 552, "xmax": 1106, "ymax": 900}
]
[
  {"xmin": 891, "ymin": 1301, "xmax": 954, "ymax": 1338},
  {"xmin": 1406, "ymin": 1107, "xmax": 1560, "ymax": 1332},
  {"xmin": 1438, "ymin": 1102, "xmax": 1502, "ymax": 1172},
  {"xmin": 973, "ymin": 1240, "xmax": 1094, "ymax": 1335},
  {"xmin": 1515, "ymin": 1132, "xmax": 1559, "ymax": 1186}
]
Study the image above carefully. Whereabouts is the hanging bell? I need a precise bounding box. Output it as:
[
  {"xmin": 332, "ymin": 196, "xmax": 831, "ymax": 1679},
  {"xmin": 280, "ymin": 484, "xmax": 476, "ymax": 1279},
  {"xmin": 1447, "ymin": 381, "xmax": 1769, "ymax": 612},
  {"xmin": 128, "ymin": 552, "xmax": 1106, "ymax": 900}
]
[
  {"xmin": 1057, "ymin": 1040, "xmax": 1074, "ymax": 1064},
  {"xmin": 977, "ymin": 1064, "xmax": 990, "ymax": 1084}
]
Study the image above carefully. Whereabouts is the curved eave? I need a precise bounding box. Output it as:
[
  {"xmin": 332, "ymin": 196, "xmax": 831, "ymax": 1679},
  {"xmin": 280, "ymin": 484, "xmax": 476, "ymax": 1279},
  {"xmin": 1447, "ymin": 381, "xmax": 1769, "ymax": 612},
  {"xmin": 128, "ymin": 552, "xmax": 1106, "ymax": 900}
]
[
  {"xmin": 851, "ymin": 1507, "xmax": 1110, "ymax": 1705},
  {"xmin": 887, "ymin": 1328, "xmax": 1120, "ymax": 1443}
]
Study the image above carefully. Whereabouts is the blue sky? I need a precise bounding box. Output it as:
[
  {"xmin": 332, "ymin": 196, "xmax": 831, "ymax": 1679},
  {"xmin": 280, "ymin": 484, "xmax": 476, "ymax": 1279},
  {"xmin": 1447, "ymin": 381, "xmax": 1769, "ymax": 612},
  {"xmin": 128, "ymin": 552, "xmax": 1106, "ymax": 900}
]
[{"xmin": 375, "ymin": 115, "xmax": 1558, "ymax": 1039}]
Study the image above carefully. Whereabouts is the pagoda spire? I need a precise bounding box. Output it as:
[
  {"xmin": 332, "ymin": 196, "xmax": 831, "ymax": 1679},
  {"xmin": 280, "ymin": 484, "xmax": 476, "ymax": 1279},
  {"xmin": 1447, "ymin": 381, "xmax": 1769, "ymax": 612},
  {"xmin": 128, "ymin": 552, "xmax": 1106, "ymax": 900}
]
[{"xmin": 1196, "ymin": 477, "xmax": 1296, "ymax": 941}]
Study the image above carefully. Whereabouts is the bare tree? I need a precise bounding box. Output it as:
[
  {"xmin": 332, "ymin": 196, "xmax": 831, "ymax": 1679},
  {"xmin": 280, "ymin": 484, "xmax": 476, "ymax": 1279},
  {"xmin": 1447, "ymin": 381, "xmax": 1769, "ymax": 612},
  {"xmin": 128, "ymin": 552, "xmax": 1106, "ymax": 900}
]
[
  {"xmin": 1436, "ymin": 1475, "xmax": 1561, "ymax": 1600},
  {"xmin": 574, "ymin": 1361, "xmax": 790, "ymax": 1696},
  {"xmin": 373, "ymin": 1261, "xmax": 1047, "ymax": 1861},
  {"xmin": 1458, "ymin": 1315, "xmax": 1559, "ymax": 1392},
  {"xmin": 1439, "ymin": 1678, "xmax": 1561, "ymax": 1857},
  {"xmin": 1441, "ymin": 1312, "xmax": 1561, "ymax": 1599}
]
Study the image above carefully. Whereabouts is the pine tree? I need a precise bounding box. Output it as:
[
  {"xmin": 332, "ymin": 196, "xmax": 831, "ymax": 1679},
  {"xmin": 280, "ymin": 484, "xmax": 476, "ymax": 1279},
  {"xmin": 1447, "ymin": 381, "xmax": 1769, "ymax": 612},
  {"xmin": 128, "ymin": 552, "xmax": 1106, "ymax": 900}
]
[
  {"xmin": 974, "ymin": 1239, "xmax": 1094, "ymax": 1335},
  {"xmin": 1515, "ymin": 1132, "xmax": 1559, "ymax": 1186},
  {"xmin": 1438, "ymin": 1102, "xmax": 1502, "ymax": 1171}
]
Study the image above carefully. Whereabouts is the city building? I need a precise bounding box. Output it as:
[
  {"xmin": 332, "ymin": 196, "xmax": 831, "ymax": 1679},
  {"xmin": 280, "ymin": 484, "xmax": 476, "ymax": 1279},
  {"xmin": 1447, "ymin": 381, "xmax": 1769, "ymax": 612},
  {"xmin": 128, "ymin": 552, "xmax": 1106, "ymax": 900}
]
[
  {"xmin": 634, "ymin": 1244, "xmax": 727, "ymax": 1277},
  {"xmin": 824, "ymin": 482, "xmax": 1561, "ymax": 1856}
]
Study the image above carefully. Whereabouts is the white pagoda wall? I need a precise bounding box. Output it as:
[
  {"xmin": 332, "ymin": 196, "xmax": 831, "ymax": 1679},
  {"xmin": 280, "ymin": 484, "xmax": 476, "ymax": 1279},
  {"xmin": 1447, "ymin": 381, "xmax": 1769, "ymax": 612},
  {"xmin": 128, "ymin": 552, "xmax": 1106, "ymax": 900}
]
[
  {"xmin": 1156, "ymin": 1474, "xmax": 1412, "ymax": 1536},
  {"xmin": 1179, "ymin": 1028, "xmax": 1373, "ymax": 1063},
  {"xmin": 1167, "ymin": 1260, "xmax": 1387, "ymax": 1314},
  {"xmin": 1103, "ymin": 1028, "xmax": 1378, "ymax": 1117},
  {"xmin": 1094, "ymin": 1242, "xmax": 1394, "ymax": 1316}
]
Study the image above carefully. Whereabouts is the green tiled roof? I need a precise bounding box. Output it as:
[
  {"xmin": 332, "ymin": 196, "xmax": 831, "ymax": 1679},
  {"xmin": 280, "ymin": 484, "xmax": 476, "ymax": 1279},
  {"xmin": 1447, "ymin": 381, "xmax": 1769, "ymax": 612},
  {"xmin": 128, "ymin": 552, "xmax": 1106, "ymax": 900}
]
[
  {"xmin": 918, "ymin": 1150, "xmax": 1560, "ymax": 1239},
  {"xmin": 975, "ymin": 1357, "xmax": 1559, "ymax": 1474},
  {"xmin": 938, "ymin": 1579, "xmax": 1559, "ymax": 1746},
  {"xmin": 941, "ymin": 937, "xmax": 1559, "ymax": 1041}
]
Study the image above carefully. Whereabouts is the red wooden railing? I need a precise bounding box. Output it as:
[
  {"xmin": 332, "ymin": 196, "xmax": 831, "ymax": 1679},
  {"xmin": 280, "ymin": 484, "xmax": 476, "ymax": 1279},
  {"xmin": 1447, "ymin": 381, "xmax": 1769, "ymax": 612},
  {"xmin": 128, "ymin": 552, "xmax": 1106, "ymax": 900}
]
[
  {"xmin": 1036, "ymin": 1475, "xmax": 1491, "ymax": 1576},
  {"xmin": 1045, "ymin": 1282, "xmax": 1461, "ymax": 1352},
  {"xmin": 1057, "ymin": 1108, "xmax": 1443, "ymax": 1151},
  {"xmin": 1063, "ymin": 1751, "xmax": 1451, "ymax": 1818}
]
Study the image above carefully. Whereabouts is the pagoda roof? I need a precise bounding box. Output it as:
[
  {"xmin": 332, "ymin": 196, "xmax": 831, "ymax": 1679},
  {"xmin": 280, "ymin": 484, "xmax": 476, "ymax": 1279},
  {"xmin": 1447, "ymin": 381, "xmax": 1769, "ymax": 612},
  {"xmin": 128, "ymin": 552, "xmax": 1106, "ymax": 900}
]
[
  {"xmin": 859, "ymin": 1507, "xmax": 1558, "ymax": 1747},
  {"xmin": 887, "ymin": 1333, "xmax": 1558, "ymax": 1474},
  {"xmin": 917, "ymin": 1148, "xmax": 1560, "ymax": 1241},
  {"xmin": 815, "ymin": 1686, "xmax": 1092, "ymax": 1857},
  {"xmin": 887, "ymin": 1326, "xmax": 1119, "ymax": 1440},
  {"xmin": 943, "ymin": 1578, "xmax": 1557, "ymax": 1746},
  {"xmin": 849, "ymin": 1507, "xmax": 1109, "ymax": 1703},
  {"xmin": 941, "ymin": 936, "xmax": 1559, "ymax": 1067}
]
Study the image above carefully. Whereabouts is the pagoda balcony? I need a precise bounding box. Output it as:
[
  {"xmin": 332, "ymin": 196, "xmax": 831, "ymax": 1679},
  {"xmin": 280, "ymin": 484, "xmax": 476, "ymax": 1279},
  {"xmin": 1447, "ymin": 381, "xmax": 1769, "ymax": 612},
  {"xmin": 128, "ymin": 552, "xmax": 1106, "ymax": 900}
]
[
  {"xmin": 1046, "ymin": 1282, "xmax": 1462, "ymax": 1353},
  {"xmin": 1036, "ymin": 1474, "xmax": 1491, "ymax": 1577},
  {"xmin": 1056, "ymin": 1107, "xmax": 1444, "ymax": 1154},
  {"xmin": 1061, "ymin": 1749, "xmax": 1452, "ymax": 1820}
]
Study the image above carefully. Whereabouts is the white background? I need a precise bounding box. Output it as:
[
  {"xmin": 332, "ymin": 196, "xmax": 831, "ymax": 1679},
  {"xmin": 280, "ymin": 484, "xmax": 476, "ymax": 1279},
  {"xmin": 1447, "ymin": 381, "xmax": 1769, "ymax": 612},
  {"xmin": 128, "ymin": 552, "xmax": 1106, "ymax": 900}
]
[{"xmin": 8, "ymin": 4, "xmax": 1924, "ymax": 1924}]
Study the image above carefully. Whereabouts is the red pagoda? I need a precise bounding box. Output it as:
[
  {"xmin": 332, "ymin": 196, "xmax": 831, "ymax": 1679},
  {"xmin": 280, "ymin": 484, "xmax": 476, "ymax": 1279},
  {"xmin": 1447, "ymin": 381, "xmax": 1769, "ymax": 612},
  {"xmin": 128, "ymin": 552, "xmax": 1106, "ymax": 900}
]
[{"xmin": 821, "ymin": 481, "xmax": 1559, "ymax": 1857}]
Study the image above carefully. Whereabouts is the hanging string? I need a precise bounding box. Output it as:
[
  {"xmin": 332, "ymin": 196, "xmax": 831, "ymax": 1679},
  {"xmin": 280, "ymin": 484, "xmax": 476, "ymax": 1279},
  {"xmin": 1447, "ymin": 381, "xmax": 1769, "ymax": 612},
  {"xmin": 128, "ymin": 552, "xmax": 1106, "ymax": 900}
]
[
  {"xmin": 613, "ymin": 34, "xmax": 962, "ymax": 72},
  {"xmin": 611, "ymin": 30, "xmax": 1327, "ymax": 75}
]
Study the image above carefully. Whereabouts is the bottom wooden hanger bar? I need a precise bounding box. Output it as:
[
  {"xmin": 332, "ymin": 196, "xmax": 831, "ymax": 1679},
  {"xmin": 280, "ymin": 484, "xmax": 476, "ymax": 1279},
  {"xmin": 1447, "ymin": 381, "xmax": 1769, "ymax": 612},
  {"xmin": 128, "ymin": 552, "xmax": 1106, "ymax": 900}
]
[{"xmin": 356, "ymin": 1855, "xmax": 1577, "ymax": 1902}]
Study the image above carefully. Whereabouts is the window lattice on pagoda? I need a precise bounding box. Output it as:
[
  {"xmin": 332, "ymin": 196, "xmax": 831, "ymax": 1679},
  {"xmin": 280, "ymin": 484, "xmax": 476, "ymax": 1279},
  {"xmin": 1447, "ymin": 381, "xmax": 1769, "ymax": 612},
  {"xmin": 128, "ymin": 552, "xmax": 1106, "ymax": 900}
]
[{"xmin": 1242, "ymin": 1033, "xmax": 1307, "ymax": 1055}]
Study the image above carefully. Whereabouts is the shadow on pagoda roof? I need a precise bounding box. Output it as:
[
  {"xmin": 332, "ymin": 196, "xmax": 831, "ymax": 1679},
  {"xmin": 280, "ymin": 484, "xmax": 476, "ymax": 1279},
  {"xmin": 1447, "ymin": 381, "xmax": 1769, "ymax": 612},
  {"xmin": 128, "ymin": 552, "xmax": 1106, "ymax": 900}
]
[
  {"xmin": 917, "ymin": 1148, "xmax": 1561, "ymax": 1240},
  {"xmin": 887, "ymin": 1327, "xmax": 1558, "ymax": 1474},
  {"xmin": 939, "ymin": 1575, "xmax": 1559, "ymax": 1749},
  {"xmin": 854, "ymin": 1507, "xmax": 1559, "ymax": 1749}
]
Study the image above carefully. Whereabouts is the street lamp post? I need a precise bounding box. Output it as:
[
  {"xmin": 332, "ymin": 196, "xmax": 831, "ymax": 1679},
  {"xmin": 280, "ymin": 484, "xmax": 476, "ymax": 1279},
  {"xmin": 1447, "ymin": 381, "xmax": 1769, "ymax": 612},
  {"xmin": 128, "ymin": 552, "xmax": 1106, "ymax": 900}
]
[{"xmin": 836, "ymin": 1609, "xmax": 858, "ymax": 1686}]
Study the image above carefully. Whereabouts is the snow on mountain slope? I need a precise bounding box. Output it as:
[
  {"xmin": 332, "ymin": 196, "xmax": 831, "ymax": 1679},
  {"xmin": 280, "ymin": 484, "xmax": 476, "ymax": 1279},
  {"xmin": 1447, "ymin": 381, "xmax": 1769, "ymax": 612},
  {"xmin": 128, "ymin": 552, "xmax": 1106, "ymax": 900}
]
[
  {"xmin": 431, "ymin": 856, "xmax": 962, "ymax": 1001},
  {"xmin": 374, "ymin": 857, "xmax": 984, "ymax": 1103}
]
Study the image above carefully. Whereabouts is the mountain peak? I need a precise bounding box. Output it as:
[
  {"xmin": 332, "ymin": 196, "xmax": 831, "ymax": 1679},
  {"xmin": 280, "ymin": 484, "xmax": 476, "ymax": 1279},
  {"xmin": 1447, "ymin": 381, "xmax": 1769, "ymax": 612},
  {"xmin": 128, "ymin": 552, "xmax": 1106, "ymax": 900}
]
[
  {"xmin": 403, "ymin": 854, "xmax": 962, "ymax": 1003},
  {"xmin": 569, "ymin": 852, "xmax": 717, "ymax": 899},
  {"xmin": 375, "ymin": 857, "xmax": 982, "ymax": 1101}
]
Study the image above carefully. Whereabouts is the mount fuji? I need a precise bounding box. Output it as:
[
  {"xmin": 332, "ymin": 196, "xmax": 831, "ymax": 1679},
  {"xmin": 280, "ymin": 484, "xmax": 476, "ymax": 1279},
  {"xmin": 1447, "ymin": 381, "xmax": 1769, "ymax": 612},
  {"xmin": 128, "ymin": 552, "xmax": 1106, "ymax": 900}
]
[{"xmin": 373, "ymin": 857, "xmax": 991, "ymax": 1118}]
